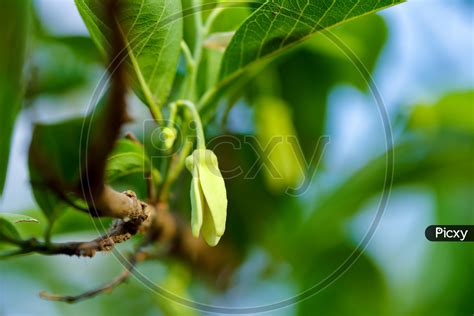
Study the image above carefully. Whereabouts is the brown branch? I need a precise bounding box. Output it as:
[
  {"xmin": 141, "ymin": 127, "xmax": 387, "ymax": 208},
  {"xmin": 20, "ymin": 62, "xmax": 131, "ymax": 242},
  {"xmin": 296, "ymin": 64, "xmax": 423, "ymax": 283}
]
[
  {"xmin": 12, "ymin": 209, "xmax": 150, "ymax": 258},
  {"xmin": 39, "ymin": 250, "xmax": 144, "ymax": 303},
  {"xmin": 79, "ymin": 0, "xmax": 137, "ymax": 220},
  {"xmin": 28, "ymin": 0, "xmax": 138, "ymax": 221},
  {"xmin": 18, "ymin": 0, "xmax": 240, "ymax": 302},
  {"xmin": 82, "ymin": 0, "xmax": 128, "ymax": 195}
]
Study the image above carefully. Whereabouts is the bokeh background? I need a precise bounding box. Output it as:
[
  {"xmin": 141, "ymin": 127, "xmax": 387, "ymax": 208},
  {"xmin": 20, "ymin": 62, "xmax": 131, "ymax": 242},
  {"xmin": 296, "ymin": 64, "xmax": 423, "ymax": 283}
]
[{"xmin": 1, "ymin": 0, "xmax": 473, "ymax": 315}]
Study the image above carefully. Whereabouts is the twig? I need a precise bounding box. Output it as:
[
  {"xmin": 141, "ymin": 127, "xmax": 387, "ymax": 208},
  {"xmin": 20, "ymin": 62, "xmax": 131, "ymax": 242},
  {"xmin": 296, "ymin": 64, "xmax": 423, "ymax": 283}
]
[{"xmin": 39, "ymin": 250, "xmax": 141, "ymax": 303}]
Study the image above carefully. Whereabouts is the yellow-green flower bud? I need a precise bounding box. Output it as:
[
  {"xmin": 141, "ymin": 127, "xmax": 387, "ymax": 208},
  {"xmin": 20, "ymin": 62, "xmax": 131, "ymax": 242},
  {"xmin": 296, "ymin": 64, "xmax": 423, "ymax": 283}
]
[
  {"xmin": 161, "ymin": 127, "xmax": 177, "ymax": 150},
  {"xmin": 185, "ymin": 149, "xmax": 227, "ymax": 246}
]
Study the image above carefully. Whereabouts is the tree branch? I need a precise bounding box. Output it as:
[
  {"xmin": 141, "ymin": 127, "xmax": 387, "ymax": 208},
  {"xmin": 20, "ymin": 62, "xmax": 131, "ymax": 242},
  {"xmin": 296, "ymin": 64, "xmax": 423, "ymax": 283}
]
[
  {"xmin": 9, "ymin": 208, "xmax": 150, "ymax": 258},
  {"xmin": 14, "ymin": 0, "xmax": 241, "ymax": 302},
  {"xmin": 39, "ymin": 250, "xmax": 144, "ymax": 303}
]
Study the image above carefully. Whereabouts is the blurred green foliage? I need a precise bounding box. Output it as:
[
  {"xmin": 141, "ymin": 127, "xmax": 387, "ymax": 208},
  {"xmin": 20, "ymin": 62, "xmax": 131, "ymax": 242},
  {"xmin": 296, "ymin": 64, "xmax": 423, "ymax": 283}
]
[
  {"xmin": 1, "ymin": 1, "xmax": 472, "ymax": 316},
  {"xmin": 0, "ymin": 0, "xmax": 31, "ymax": 196}
]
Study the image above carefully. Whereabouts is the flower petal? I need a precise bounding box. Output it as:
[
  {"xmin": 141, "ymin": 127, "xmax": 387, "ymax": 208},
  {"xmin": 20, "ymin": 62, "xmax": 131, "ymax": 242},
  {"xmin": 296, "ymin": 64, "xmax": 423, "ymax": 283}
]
[
  {"xmin": 190, "ymin": 170, "xmax": 203, "ymax": 238},
  {"xmin": 201, "ymin": 198, "xmax": 221, "ymax": 246}
]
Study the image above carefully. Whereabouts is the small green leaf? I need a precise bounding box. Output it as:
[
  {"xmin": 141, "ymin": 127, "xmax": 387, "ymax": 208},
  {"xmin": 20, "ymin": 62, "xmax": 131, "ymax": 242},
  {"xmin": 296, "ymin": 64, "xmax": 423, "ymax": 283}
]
[
  {"xmin": 0, "ymin": 0, "xmax": 31, "ymax": 196},
  {"xmin": 75, "ymin": 0, "xmax": 183, "ymax": 108},
  {"xmin": 0, "ymin": 213, "xmax": 38, "ymax": 243},
  {"xmin": 106, "ymin": 139, "xmax": 152, "ymax": 182},
  {"xmin": 0, "ymin": 213, "xmax": 39, "ymax": 224},
  {"xmin": 0, "ymin": 219, "xmax": 20, "ymax": 242}
]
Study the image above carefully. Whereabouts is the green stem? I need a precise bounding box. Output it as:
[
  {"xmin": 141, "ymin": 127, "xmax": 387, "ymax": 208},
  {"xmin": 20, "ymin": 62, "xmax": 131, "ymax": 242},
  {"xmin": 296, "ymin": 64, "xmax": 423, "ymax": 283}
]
[
  {"xmin": 158, "ymin": 100, "xmax": 205, "ymax": 200},
  {"xmin": 166, "ymin": 101, "xmax": 178, "ymax": 128},
  {"xmin": 44, "ymin": 220, "xmax": 54, "ymax": 245},
  {"xmin": 176, "ymin": 100, "xmax": 206, "ymax": 150},
  {"xmin": 180, "ymin": 40, "xmax": 195, "ymax": 70},
  {"xmin": 159, "ymin": 138, "xmax": 193, "ymax": 200},
  {"xmin": 203, "ymin": 6, "xmax": 225, "ymax": 35},
  {"xmin": 187, "ymin": 0, "xmax": 205, "ymax": 101},
  {"xmin": 159, "ymin": 1, "xmax": 225, "ymax": 199}
]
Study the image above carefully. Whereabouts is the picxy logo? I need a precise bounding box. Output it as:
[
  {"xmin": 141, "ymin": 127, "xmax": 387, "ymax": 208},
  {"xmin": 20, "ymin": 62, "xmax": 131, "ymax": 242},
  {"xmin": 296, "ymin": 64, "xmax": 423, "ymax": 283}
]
[{"xmin": 425, "ymin": 225, "xmax": 473, "ymax": 242}]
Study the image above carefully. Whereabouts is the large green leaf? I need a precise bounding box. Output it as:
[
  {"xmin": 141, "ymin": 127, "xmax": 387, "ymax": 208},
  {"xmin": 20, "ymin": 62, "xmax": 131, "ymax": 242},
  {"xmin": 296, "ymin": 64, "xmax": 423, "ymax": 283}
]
[
  {"xmin": 276, "ymin": 14, "xmax": 387, "ymax": 160},
  {"xmin": 199, "ymin": 0, "xmax": 403, "ymax": 116},
  {"xmin": 28, "ymin": 117, "xmax": 89, "ymax": 220},
  {"xmin": 28, "ymin": 99, "xmax": 108, "ymax": 220},
  {"xmin": 26, "ymin": 36, "xmax": 100, "ymax": 98},
  {"xmin": 0, "ymin": 0, "xmax": 31, "ymax": 196},
  {"xmin": 220, "ymin": 0, "xmax": 402, "ymax": 80},
  {"xmin": 75, "ymin": 0, "xmax": 183, "ymax": 108}
]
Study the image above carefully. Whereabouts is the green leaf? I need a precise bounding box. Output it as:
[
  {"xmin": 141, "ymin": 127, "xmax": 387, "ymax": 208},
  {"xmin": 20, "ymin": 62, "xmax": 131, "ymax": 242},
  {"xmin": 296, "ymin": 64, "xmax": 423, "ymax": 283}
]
[
  {"xmin": 0, "ymin": 213, "xmax": 39, "ymax": 224},
  {"xmin": 199, "ymin": 0, "xmax": 403, "ymax": 116},
  {"xmin": 106, "ymin": 139, "xmax": 152, "ymax": 182},
  {"xmin": 0, "ymin": 219, "xmax": 20, "ymax": 242},
  {"xmin": 29, "ymin": 118, "xmax": 90, "ymax": 187},
  {"xmin": 409, "ymin": 90, "xmax": 474, "ymax": 134},
  {"xmin": 254, "ymin": 96, "xmax": 303, "ymax": 192},
  {"xmin": 75, "ymin": 0, "xmax": 183, "ymax": 108},
  {"xmin": 0, "ymin": 0, "xmax": 31, "ymax": 196},
  {"xmin": 275, "ymin": 14, "xmax": 387, "ymax": 159},
  {"xmin": 0, "ymin": 213, "xmax": 38, "ymax": 243},
  {"xmin": 28, "ymin": 118, "xmax": 85, "ymax": 220},
  {"xmin": 26, "ymin": 36, "xmax": 100, "ymax": 98},
  {"xmin": 220, "ymin": 0, "xmax": 402, "ymax": 80},
  {"xmin": 28, "ymin": 98, "xmax": 108, "ymax": 220}
]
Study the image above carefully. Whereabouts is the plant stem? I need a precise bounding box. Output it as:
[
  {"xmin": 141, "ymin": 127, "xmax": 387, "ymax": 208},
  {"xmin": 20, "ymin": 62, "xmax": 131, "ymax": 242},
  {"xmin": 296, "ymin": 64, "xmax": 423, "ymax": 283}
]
[
  {"xmin": 203, "ymin": 6, "xmax": 225, "ymax": 35},
  {"xmin": 180, "ymin": 40, "xmax": 195, "ymax": 70},
  {"xmin": 44, "ymin": 220, "xmax": 54, "ymax": 245},
  {"xmin": 159, "ymin": 1, "xmax": 227, "ymax": 199},
  {"xmin": 158, "ymin": 100, "xmax": 205, "ymax": 200},
  {"xmin": 177, "ymin": 100, "xmax": 206, "ymax": 150}
]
